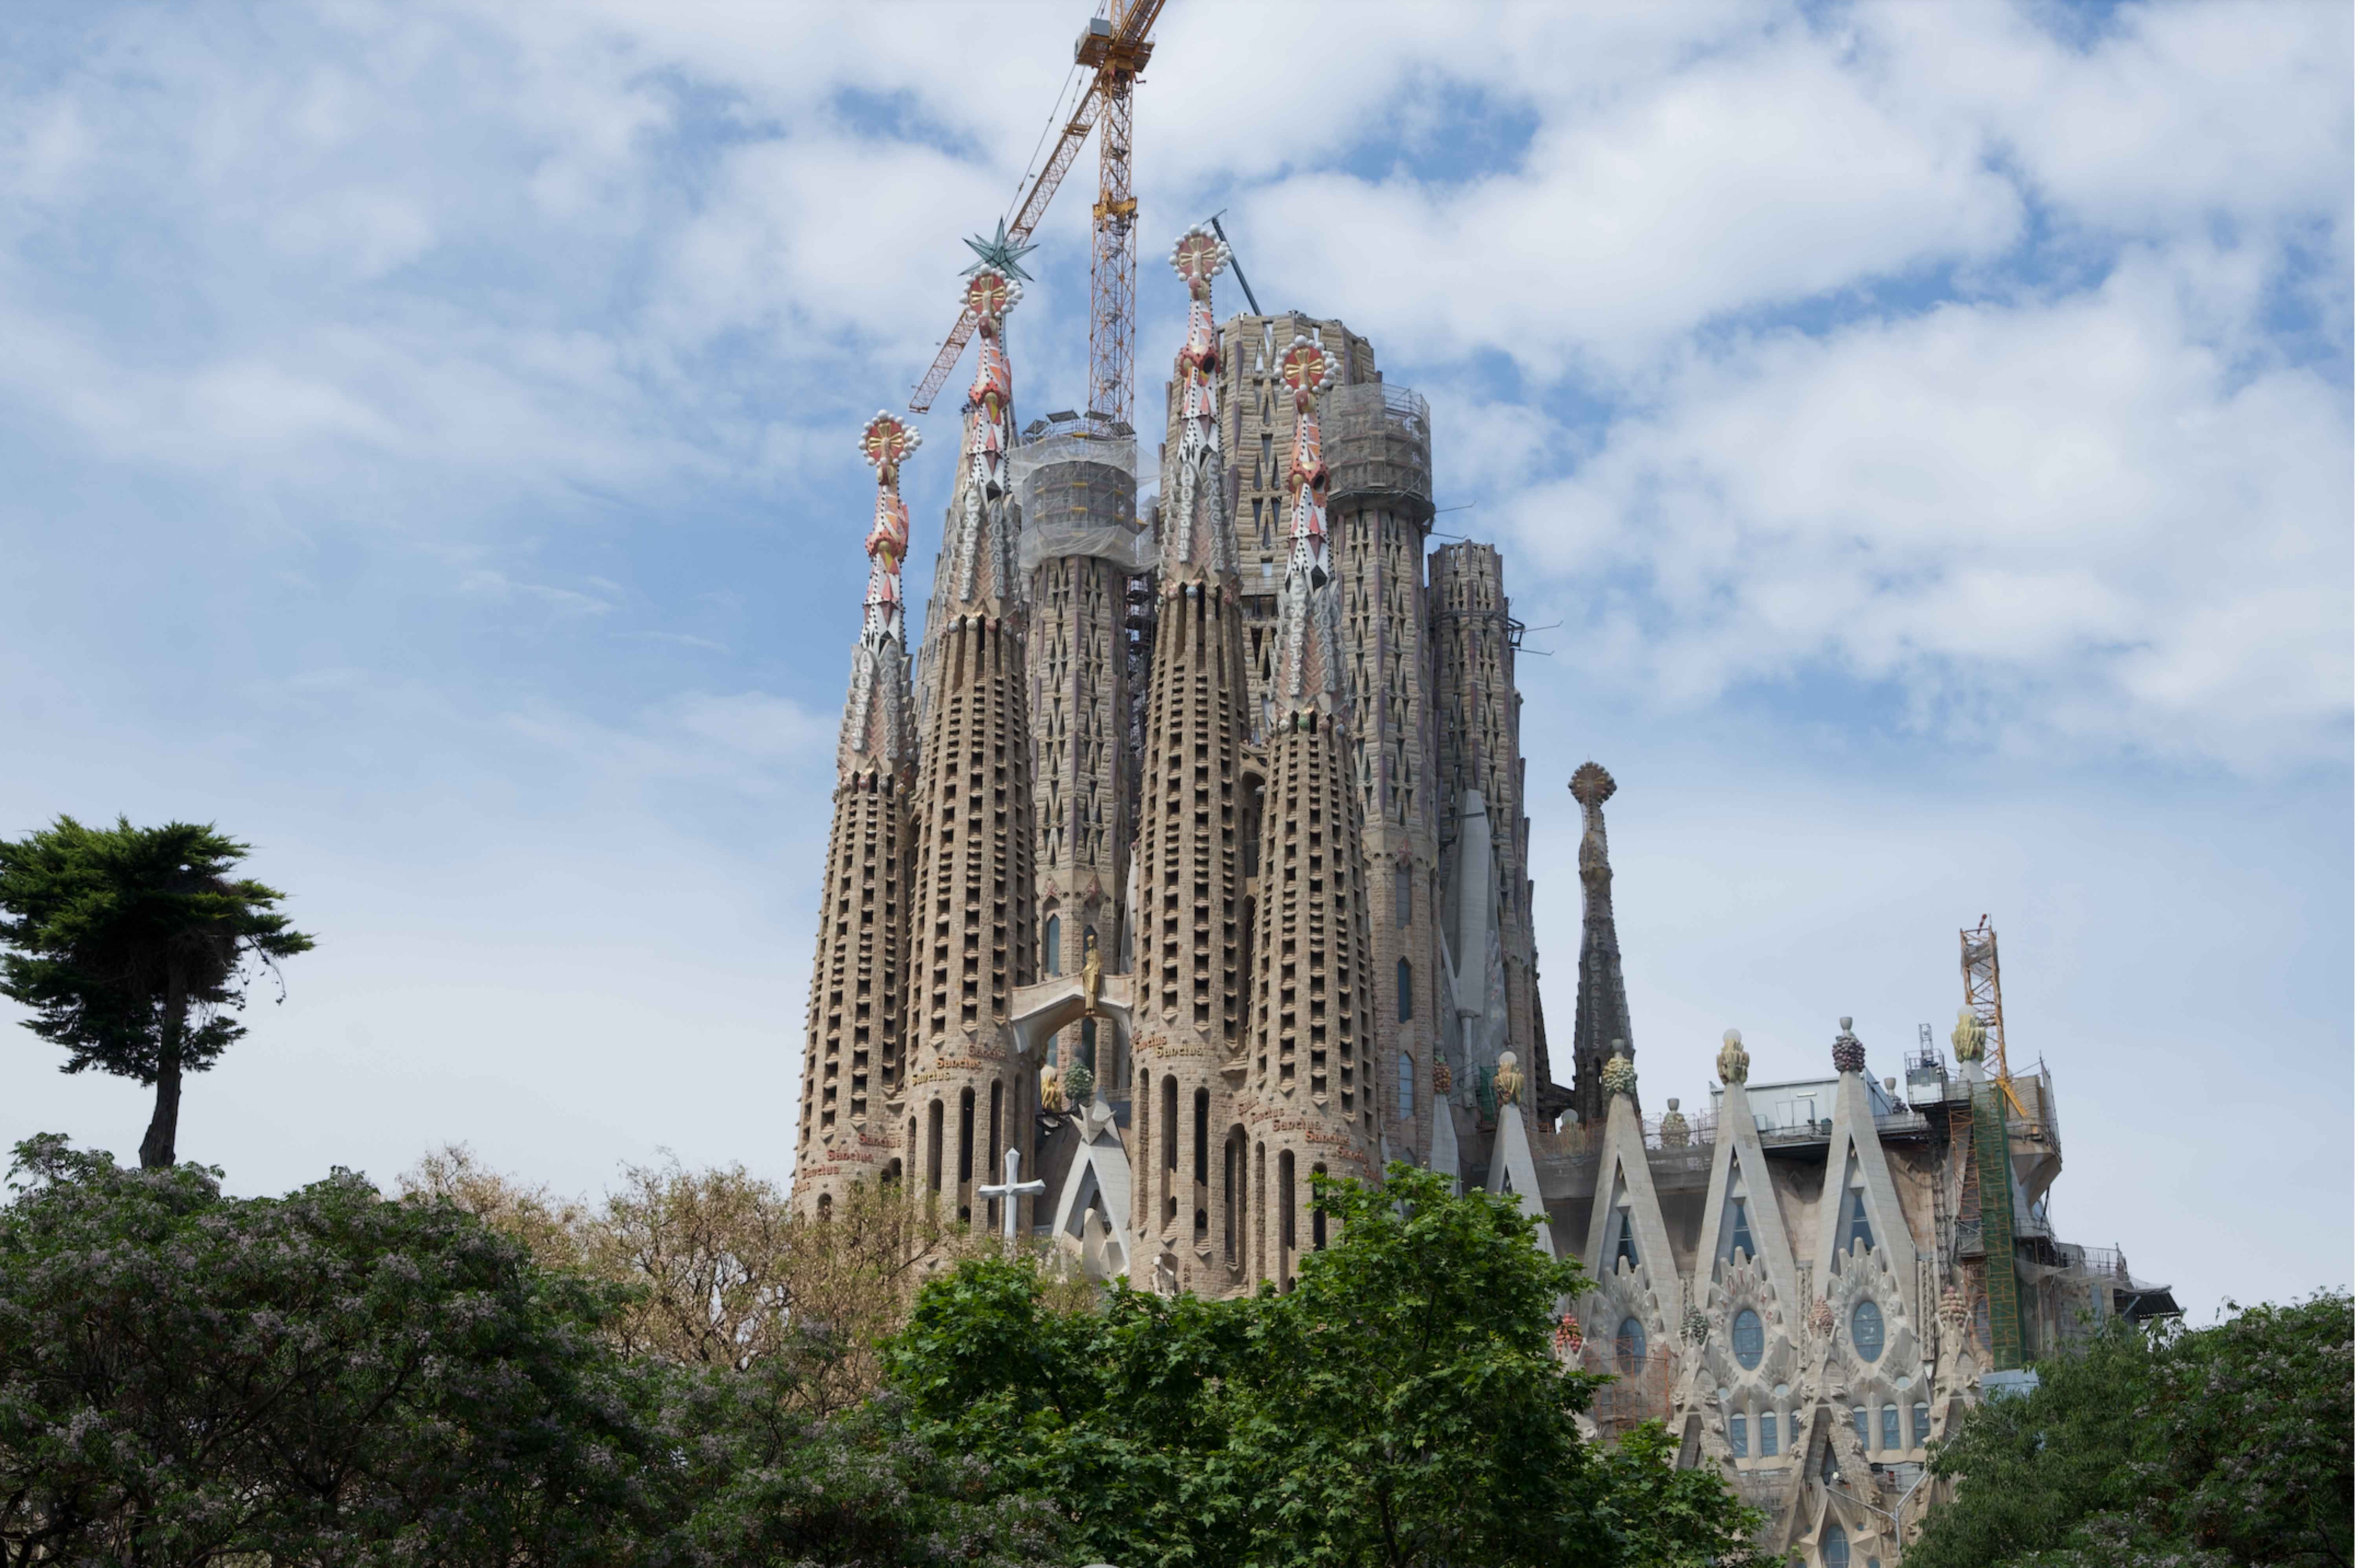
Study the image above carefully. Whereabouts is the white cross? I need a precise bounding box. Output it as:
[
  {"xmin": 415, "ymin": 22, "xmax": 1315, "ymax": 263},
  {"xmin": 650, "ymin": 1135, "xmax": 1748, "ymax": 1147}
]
[{"xmin": 976, "ymin": 1145, "xmax": 1046, "ymax": 1242}]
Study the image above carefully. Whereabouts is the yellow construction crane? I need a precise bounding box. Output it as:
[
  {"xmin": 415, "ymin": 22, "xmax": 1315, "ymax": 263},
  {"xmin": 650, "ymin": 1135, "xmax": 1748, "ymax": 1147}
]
[
  {"xmin": 1960, "ymin": 915, "xmax": 2030, "ymax": 1118},
  {"xmin": 907, "ymin": 0, "xmax": 1167, "ymax": 430}
]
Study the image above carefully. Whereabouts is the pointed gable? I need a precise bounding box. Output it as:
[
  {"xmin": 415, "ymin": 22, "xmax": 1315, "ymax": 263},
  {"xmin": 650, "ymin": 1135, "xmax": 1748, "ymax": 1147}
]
[
  {"xmin": 1582, "ymin": 1086, "xmax": 1677, "ymax": 1293},
  {"xmin": 1814, "ymin": 1064, "xmax": 1919, "ymax": 1284},
  {"xmin": 1695, "ymin": 1076, "xmax": 1803, "ymax": 1309}
]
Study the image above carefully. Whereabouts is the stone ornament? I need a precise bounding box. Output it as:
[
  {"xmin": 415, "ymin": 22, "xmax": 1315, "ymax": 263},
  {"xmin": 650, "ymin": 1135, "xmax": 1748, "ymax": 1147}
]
[
  {"xmin": 1809, "ymin": 1298, "xmax": 1836, "ymax": 1340},
  {"xmin": 1832, "ymin": 1016, "xmax": 1866, "ymax": 1076},
  {"xmin": 1039, "ymin": 1059, "xmax": 1067, "ymax": 1114},
  {"xmin": 1682, "ymin": 1304, "xmax": 1710, "ymax": 1344},
  {"xmin": 1660, "ymin": 1097, "xmax": 1690, "ymax": 1147},
  {"xmin": 1950, "ymin": 1006, "xmax": 1987, "ymax": 1063},
  {"xmin": 1600, "ymin": 1050, "xmax": 1637, "ymax": 1100},
  {"xmin": 1432, "ymin": 1057, "xmax": 1453, "ymax": 1094},
  {"xmin": 1493, "ymin": 1049, "xmax": 1525, "ymax": 1106},
  {"xmin": 1717, "ymin": 1028, "xmax": 1749, "ymax": 1085}
]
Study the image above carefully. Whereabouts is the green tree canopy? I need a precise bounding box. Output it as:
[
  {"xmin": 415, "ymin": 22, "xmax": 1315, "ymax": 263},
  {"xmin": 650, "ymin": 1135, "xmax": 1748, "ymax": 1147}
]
[
  {"xmin": 885, "ymin": 1162, "xmax": 1770, "ymax": 1568},
  {"xmin": 1911, "ymin": 1291, "xmax": 2354, "ymax": 1568},
  {"xmin": 0, "ymin": 815, "xmax": 314, "ymax": 1167}
]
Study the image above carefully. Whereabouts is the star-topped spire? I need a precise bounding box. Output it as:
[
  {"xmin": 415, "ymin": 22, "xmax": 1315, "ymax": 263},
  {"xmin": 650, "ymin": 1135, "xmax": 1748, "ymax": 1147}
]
[
  {"xmin": 944, "ymin": 265, "xmax": 1023, "ymax": 614},
  {"xmin": 1160, "ymin": 224, "xmax": 1236, "ymax": 584},
  {"xmin": 962, "ymin": 217, "xmax": 1036, "ymax": 282},
  {"xmin": 1270, "ymin": 333, "xmax": 1342, "ymax": 712},
  {"xmin": 857, "ymin": 411, "xmax": 919, "ymax": 644}
]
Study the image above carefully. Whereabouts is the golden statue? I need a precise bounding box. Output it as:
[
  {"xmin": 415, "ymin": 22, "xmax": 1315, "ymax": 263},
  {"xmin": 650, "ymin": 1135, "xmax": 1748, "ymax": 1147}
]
[
  {"xmin": 1717, "ymin": 1028, "xmax": 1750, "ymax": 1086},
  {"xmin": 1080, "ymin": 928, "xmax": 1104, "ymax": 1018},
  {"xmin": 1493, "ymin": 1050, "xmax": 1526, "ymax": 1107},
  {"xmin": 1039, "ymin": 1058, "xmax": 1068, "ymax": 1114},
  {"xmin": 1950, "ymin": 1007, "xmax": 1987, "ymax": 1064}
]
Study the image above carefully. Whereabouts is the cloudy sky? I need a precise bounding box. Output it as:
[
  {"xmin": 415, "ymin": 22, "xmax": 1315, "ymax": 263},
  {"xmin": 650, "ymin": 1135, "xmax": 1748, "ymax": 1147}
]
[{"xmin": 0, "ymin": 0, "xmax": 2347, "ymax": 1318}]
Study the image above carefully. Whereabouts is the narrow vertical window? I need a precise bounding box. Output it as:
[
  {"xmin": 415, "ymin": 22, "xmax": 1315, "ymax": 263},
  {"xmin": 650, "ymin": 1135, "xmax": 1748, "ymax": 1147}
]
[
  {"xmin": 1846, "ymin": 1188, "xmax": 1876, "ymax": 1252},
  {"xmin": 1398, "ymin": 1052, "xmax": 1415, "ymax": 1120},
  {"xmin": 1613, "ymin": 1208, "xmax": 1640, "ymax": 1272},
  {"xmin": 1823, "ymin": 1527, "xmax": 1851, "ymax": 1568},
  {"xmin": 1789, "ymin": 1409, "xmax": 1803, "ymax": 1450},
  {"xmin": 1614, "ymin": 1316, "xmax": 1646, "ymax": 1373},
  {"xmin": 1912, "ymin": 1402, "xmax": 1931, "ymax": 1447},
  {"xmin": 1311, "ymin": 1162, "xmax": 1328, "ymax": 1249},
  {"xmin": 1851, "ymin": 1405, "xmax": 1868, "ymax": 1449},
  {"xmin": 1761, "ymin": 1407, "xmax": 1779, "ymax": 1455},
  {"xmin": 1727, "ymin": 1196, "xmax": 1756, "ymax": 1263},
  {"xmin": 1730, "ymin": 1413, "xmax": 1748, "ymax": 1458},
  {"xmin": 1880, "ymin": 1403, "xmax": 1901, "ymax": 1452},
  {"xmin": 1396, "ymin": 958, "xmax": 1413, "ymax": 1022},
  {"xmin": 1043, "ymin": 914, "xmax": 1061, "ymax": 975}
]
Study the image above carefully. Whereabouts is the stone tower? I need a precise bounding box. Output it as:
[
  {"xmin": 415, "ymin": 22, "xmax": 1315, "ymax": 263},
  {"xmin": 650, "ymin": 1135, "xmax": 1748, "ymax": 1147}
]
[
  {"xmin": 1567, "ymin": 760, "xmax": 1633, "ymax": 1129},
  {"xmin": 1241, "ymin": 330, "xmax": 1379, "ymax": 1291},
  {"xmin": 1013, "ymin": 423, "xmax": 1145, "ymax": 1081},
  {"xmin": 792, "ymin": 412, "xmax": 922, "ymax": 1217},
  {"xmin": 1431, "ymin": 542, "xmax": 1557, "ymax": 1118},
  {"xmin": 1127, "ymin": 227, "xmax": 1256, "ymax": 1292},
  {"xmin": 902, "ymin": 261, "xmax": 1041, "ymax": 1233}
]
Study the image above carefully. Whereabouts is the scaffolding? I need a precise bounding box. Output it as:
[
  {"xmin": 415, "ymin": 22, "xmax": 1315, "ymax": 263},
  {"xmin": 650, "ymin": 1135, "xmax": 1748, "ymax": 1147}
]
[
  {"xmin": 1010, "ymin": 431, "xmax": 1150, "ymax": 577},
  {"xmin": 1324, "ymin": 382, "xmax": 1434, "ymax": 521},
  {"xmin": 1961, "ymin": 917, "xmax": 2029, "ymax": 1118}
]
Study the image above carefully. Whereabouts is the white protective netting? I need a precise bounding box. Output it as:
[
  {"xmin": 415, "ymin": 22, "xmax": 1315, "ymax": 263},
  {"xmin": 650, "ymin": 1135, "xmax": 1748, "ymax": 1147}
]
[{"xmin": 1012, "ymin": 432, "xmax": 1151, "ymax": 575}]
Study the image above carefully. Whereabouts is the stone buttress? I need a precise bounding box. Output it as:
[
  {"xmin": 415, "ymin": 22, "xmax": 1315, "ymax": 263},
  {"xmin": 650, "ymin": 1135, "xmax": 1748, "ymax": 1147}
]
[
  {"xmin": 1127, "ymin": 228, "xmax": 1256, "ymax": 1292},
  {"xmin": 902, "ymin": 265, "xmax": 1042, "ymax": 1234},
  {"xmin": 1241, "ymin": 329, "xmax": 1379, "ymax": 1292},
  {"xmin": 793, "ymin": 413, "xmax": 923, "ymax": 1217}
]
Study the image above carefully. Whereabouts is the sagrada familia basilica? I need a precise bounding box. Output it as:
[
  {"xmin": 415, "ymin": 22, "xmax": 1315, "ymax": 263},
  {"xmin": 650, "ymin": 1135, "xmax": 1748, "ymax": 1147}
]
[{"xmin": 790, "ymin": 226, "xmax": 2175, "ymax": 1566}]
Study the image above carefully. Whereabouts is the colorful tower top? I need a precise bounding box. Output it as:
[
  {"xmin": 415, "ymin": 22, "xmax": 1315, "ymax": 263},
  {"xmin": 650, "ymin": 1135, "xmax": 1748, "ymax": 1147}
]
[
  {"xmin": 1270, "ymin": 332, "xmax": 1341, "ymax": 713},
  {"xmin": 858, "ymin": 411, "xmax": 919, "ymax": 645},
  {"xmin": 1162, "ymin": 224, "xmax": 1237, "ymax": 585},
  {"xmin": 944, "ymin": 261, "xmax": 1025, "ymax": 615},
  {"xmin": 838, "ymin": 413, "xmax": 920, "ymax": 780}
]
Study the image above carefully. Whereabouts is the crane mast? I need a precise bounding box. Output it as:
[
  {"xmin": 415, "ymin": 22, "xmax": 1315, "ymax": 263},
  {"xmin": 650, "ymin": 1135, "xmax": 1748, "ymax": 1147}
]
[{"xmin": 908, "ymin": 0, "xmax": 1165, "ymax": 423}]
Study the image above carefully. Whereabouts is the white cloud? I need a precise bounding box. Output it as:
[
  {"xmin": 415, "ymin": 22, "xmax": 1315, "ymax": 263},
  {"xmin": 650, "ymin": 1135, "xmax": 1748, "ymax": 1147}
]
[{"xmin": 1504, "ymin": 241, "xmax": 2351, "ymax": 766}]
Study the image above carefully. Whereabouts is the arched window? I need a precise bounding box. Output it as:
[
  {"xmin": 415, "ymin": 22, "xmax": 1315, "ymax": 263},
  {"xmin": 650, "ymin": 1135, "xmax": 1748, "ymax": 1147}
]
[
  {"xmin": 1761, "ymin": 1405, "xmax": 1780, "ymax": 1455},
  {"xmin": 815, "ymin": 1192, "xmax": 832, "ymax": 1223},
  {"xmin": 1398, "ymin": 1052, "xmax": 1416, "ymax": 1119},
  {"xmin": 1912, "ymin": 1402, "xmax": 1932, "ymax": 1447},
  {"xmin": 1789, "ymin": 1409, "xmax": 1802, "ymax": 1450},
  {"xmin": 1851, "ymin": 1299, "xmax": 1886, "ymax": 1364},
  {"xmin": 1822, "ymin": 1525, "xmax": 1851, "ymax": 1568},
  {"xmin": 1845, "ymin": 1188, "xmax": 1876, "ymax": 1252},
  {"xmin": 1732, "ymin": 1307, "xmax": 1764, "ymax": 1370},
  {"xmin": 1727, "ymin": 1196, "xmax": 1756, "ymax": 1263},
  {"xmin": 1730, "ymin": 1412, "xmax": 1748, "ymax": 1457},
  {"xmin": 1614, "ymin": 1316, "xmax": 1646, "ymax": 1372},
  {"xmin": 1851, "ymin": 1405, "xmax": 1869, "ymax": 1447},
  {"xmin": 1880, "ymin": 1403, "xmax": 1901, "ymax": 1451},
  {"xmin": 1396, "ymin": 958, "xmax": 1413, "ymax": 1021},
  {"xmin": 1612, "ymin": 1208, "xmax": 1640, "ymax": 1272},
  {"xmin": 1043, "ymin": 914, "xmax": 1061, "ymax": 975}
]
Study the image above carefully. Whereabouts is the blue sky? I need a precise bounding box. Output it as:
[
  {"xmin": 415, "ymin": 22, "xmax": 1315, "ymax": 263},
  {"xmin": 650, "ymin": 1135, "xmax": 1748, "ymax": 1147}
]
[{"xmin": 0, "ymin": 0, "xmax": 2347, "ymax": 1318}]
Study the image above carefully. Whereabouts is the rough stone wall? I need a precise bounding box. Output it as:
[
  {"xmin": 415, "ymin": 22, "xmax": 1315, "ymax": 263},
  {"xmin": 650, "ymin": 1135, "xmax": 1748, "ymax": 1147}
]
[
  {"xmin": 902, "ymin": 610, "xmax": 1039, "ymax": 1232},
  {"xmin": 1241, "ymin": 707, "xmax": 1380, "ymax": 1292},
  {"xmin": 1431, "ymin": 543, "xmax": 1552, "ymax": 1109},
  {"xmin": 1027, "ymin": 547, "xmax": 1135, "ymax": 1069},
  {"xmin": 1128, "ymin": 581, "xmax": 1253, "ymax": 1292},
  {"xmin": 792, "ymin": 760, "xmax": 911, "ymax": 1215}
]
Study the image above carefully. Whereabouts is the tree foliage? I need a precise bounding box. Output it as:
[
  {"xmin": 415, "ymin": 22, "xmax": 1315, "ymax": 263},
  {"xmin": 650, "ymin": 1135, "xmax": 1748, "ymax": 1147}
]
[
  {"xmin": 0, "ymin": 817, "xmax": 313, "ymax": 1168},
  {"xmin": 885, "ymin": 1162, "xmax": 1770, "ymax": 1568},
  {"xmin": 1911, "ymin": 1291, "xmax": 2354, "ymax": 1568}
]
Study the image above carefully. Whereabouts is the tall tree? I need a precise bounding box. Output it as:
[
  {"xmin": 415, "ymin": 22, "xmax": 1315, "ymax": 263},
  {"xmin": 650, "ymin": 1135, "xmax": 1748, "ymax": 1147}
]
[{"xmin": 0, "ymin": 816, "xmax": 313, "ymax": 1168}]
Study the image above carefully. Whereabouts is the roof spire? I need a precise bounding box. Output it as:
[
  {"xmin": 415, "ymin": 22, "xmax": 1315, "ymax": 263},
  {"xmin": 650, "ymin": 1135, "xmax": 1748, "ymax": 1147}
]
[
  {"xmin": 1271, "ymin": 332, "xmax": 1341, "ymax": 711},
  {"xmin": 1568, "ymin": 761, "xmax": 1634, "ymax": 1127},
  {"xmin": 946, "ymin": 264, "xmax": 1024, "ymax": 614},
  {"xmin": 1161, "ymin": 224, "xmax": 1237, "ymax": 584},
  {"xmin": 857, "ymin": 411, "xmax": 919, "ymax": 645}
]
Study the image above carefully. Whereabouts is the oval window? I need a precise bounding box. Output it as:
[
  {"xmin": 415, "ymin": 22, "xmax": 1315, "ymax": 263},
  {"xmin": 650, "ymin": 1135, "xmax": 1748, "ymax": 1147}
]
[
  {"xmin": 1732, "ymin": 1307, "xmax": 1764, "ymax": 1369},
  {"xmin": 1615, "ymin": 1316, "xmax": 1647, "ymax": 1372},
  {"xmin": 1851, "ymin": 1299, "xmax": 1886, "ymax": 1364}
]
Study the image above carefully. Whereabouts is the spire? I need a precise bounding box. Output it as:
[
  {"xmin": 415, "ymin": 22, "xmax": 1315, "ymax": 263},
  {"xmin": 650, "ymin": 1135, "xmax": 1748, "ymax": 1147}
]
[
  {"xmin": 945, "ymin": 265, "xmax": 1025, "ymax": 615},
  {"xmin": 1271, "ymin": 332, "xmax": 1341, "ymax": 713},
  {"xmin": 839, "ymin": 413, "xmax": 920, "ymax": 776},
  {"xmin": 1162, "ymin": 225, "xmax": 1238, "ymax": 584},
  {"xmin": 1568, "ymin": 761, "xmax": 1634, "ymax": 1128}
]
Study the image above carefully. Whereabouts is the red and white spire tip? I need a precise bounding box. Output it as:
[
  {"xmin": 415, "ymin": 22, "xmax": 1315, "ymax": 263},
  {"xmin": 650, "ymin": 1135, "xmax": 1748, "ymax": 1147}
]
[
  {"xmin": 1278, "ymin": 333, "xmax": 1336, "ymax": 566},
  {"xmin": 858, "ymin": 411, "xmax": 919, "ymax": 639}
]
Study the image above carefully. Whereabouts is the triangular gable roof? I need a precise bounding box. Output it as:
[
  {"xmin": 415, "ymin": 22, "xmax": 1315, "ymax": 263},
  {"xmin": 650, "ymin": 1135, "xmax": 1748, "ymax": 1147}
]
[
  {"xmin": 1582, "ymin": 1088, "xmax": 1678, "ymax": 1298},
  {"xmin": 1696, "ymin": 1078, "xmax": 1802, "ymax": 1309},
  {"xmin": 1486, "ymin": 1100, "xmax": 1553, "ymax": 1258},
  {"xmin": 1813, "ymin": 1068, "xmax": 1919, "ymax": 1285}
]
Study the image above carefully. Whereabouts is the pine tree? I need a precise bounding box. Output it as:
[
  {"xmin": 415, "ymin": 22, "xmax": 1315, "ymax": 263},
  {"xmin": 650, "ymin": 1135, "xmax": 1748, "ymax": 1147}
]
[{"xmin": 0, "ymin": 816, "xmax": 314, "ymax": 1167}]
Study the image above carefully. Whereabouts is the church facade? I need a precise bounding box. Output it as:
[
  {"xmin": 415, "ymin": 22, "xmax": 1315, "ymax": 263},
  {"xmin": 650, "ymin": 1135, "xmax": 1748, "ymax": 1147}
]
[{"xmin": 790, "ymin": 229, "xmax": 2174, "ymax": 1567}]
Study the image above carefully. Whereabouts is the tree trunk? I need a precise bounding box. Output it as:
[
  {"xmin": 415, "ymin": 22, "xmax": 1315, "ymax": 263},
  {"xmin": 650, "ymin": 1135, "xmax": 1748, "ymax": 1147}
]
[{"xmin": 138, "ymin": 962, "xmax": 187, "ymax": 1170}]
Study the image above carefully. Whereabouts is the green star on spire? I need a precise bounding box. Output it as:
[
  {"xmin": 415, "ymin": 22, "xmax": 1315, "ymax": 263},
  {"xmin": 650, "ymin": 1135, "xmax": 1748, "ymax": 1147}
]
[{"xmin": 962, "ymin": 218, "xmax": 1037, "ymax": 282}]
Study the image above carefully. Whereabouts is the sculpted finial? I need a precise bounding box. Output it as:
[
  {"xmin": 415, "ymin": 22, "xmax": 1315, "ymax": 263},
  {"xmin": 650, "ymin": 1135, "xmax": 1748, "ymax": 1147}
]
[
  {"xmin": 1950, "ymin": 1007, "xmax": 1987, "ymax": 1063},
  {"xmin": 857, "ymin": 412, "xmax": 918, "ymax": 639},
  {"xmin": 1569, "ymin": 761, "xmax": 1616, "ymax": 810},
  {"xmin": 1493, "ymin": 1049, "xmax": 1525, "ymax": 1107},
  {"xmin": 1717, "ymin": 1028, "xmax": 1750, "ymax": 1086},
  {"xmin": 1832, "ymin": 1017, "xmax": 1866, "ymax": 1076},
  {"xmin": 1599, "ymin": 1047, "xmax": 1637, "ymax": 1101}
]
